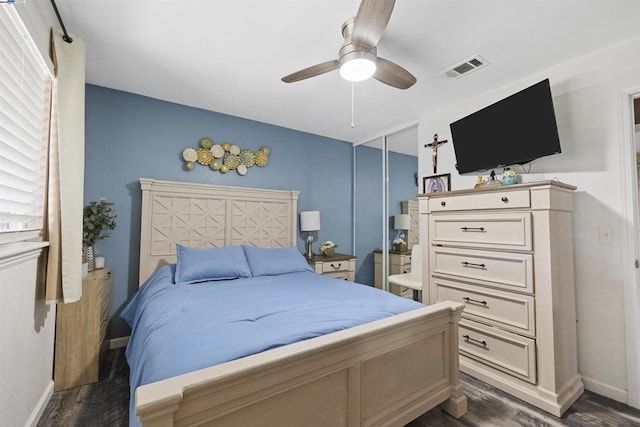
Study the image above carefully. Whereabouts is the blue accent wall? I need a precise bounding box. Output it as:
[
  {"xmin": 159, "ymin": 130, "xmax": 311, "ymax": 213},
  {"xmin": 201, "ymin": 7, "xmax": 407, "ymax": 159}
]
[{"xmin": 84, "ymin": 85, "xmax": 354, "ymax": 338}]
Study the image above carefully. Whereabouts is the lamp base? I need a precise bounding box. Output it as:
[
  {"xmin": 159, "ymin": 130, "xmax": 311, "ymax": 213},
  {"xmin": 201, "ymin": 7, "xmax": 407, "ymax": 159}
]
[{"xmin": 305, "ymin": 234, "xmax": 315, "ymax": 259}]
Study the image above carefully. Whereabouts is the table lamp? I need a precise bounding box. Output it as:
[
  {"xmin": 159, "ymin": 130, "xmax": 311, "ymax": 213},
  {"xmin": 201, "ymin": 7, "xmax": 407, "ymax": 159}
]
[
  {"xmin": 300, "ymin": 211, "xmax": 320, "ymax": 259},
  {"xmin": 394, "ymin": 214, "xmax": 410, "ymax": 247}
]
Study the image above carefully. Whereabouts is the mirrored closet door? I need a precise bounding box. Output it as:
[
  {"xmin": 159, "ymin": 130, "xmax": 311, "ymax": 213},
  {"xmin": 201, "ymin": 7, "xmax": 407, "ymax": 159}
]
[
  {"xmin": 352, "ymin": 125, "xmax": 419, "ymax": 296},
  {"xmin": 353, "ymin": 138, "xmax": 384, "ymax": 287}
]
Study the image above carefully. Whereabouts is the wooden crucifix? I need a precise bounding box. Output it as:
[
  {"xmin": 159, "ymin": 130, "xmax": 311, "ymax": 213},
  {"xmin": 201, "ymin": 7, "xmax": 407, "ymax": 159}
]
[{"xmin": 424, "ymin": 133, "xmax": 448, "ymax": 174}]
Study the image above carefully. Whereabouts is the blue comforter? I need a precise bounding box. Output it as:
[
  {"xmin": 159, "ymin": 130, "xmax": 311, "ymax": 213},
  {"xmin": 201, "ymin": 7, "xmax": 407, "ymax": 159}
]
[{"xmin": 122, "ymin": 265, "xmax": 422, "ymax": 426}]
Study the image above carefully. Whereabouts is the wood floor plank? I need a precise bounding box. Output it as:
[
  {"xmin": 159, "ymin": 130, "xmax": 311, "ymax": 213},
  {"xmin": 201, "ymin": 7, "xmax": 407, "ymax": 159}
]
[{"xmin": 37, "ymin": 349, "xmax": 640, "ymax": 426}]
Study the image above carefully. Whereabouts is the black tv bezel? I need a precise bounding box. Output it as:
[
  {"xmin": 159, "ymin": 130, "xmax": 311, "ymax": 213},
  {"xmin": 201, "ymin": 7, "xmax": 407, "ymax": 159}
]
[{"xmin": 450, "ymin": 79, "xmax": 562, "ymax": 174}]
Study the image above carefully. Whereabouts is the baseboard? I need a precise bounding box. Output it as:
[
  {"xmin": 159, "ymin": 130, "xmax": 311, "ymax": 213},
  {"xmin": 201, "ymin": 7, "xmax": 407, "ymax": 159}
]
[
  {"xmin": 26, "ymin": 379, "xmax": 54, "ymax": 427},
  {"xmin": 582, "ymin": 376, "xmax": 627, "ymax": 403},
  {"xmin": 109, "ymin": 336, "xmax": 130, "ymax": 349}
]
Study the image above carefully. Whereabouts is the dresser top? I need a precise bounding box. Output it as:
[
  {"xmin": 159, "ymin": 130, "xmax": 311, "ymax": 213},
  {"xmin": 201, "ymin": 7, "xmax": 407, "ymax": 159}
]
[{"xmin": 418, "ymin": 180, "xmax": 576, "ymax": 199}]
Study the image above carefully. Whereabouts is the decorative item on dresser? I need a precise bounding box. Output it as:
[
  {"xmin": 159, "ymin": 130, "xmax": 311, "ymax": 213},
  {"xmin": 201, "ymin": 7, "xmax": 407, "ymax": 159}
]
[
  {"xmin": 54, "ymin": 268, "xmax": 112, "ymax": 391},
  {"xmin": 420, "ymin": 180, "xmax": 584, "ymax": 416},
  {"xmin": 423, "ymin": 173, "xmax": 451, "ymax": 194},
  {"xmin": 306, "ymin": 252, "xmax": 356, "ymax": 281}
]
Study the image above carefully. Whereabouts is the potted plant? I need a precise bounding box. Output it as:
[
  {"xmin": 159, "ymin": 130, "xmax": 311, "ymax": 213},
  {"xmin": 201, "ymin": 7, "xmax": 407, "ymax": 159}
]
[
  {"xmin": 83, "ymin": 198, "xmax": 117, "ymax": 271},
  {"xmin": 319, "ymin": 241, "xmax": 337, "ymax": 257}
]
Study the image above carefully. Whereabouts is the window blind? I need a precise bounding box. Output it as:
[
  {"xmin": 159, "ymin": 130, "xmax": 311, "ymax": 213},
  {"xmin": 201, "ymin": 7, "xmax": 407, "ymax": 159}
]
[{"xmin": 0, "ymin": 7, "xmax": 51, "ymax": 233}]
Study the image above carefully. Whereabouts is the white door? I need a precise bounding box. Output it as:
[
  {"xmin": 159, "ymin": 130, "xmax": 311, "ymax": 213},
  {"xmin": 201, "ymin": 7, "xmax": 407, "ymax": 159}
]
[{"xmin": 619, "ymin": 92, "xmax": 640, "ymax": 409}]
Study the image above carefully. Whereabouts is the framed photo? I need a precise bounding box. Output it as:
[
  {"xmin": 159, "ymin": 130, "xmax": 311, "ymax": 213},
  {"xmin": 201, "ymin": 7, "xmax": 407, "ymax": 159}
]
[{"xmin": 423, "ymin": 173, "xmax": 451, "ymax": 194}]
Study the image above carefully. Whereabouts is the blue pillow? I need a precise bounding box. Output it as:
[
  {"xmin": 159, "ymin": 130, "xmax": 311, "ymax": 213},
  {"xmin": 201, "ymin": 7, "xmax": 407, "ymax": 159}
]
[
  {"xmin": 243, "ymin": 246, "xmax": 313, "ymax": 276},
  {"xmin": 174, "ymin": 244, "xmax": 252, "ymax": 284}
]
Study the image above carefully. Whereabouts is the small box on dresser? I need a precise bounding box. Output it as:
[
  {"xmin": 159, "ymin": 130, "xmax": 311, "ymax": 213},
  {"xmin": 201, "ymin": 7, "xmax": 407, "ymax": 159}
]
[
  {"xmin": 419, "ymin": 181, "xmax": 584, "ymax": 416},
  {"xmin": 54, "ymin": 268, "xmax": 112, "ymax": 391}
]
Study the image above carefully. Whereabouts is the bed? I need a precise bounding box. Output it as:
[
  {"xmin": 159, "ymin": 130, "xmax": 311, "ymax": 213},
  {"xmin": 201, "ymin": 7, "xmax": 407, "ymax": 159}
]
[{"xmin": 128, "ymin": 178, "xmax": 467, "ymax": 427}]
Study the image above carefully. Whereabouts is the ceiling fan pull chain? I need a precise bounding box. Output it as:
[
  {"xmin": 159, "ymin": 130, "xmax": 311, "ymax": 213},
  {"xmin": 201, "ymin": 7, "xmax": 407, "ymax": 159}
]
[{"xmin": 351, "ymin": 82, "xmax": 355, "ymax": 128}]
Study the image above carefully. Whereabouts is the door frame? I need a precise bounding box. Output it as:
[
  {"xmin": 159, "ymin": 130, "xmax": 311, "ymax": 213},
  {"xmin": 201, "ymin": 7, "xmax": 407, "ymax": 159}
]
[{"xmin": 618, "ymin": 87, "xmax": 640, "ymax": 408}]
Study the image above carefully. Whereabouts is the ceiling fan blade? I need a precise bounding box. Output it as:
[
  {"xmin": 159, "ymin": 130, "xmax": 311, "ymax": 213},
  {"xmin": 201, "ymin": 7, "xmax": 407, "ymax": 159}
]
[
  {"xmin": 281, "ymin": 60, "xmax": 340, "ymax": 83},
  {"xmin": 374, "ymin": 57, "xmax": 416, "ymax": 90},
  {"xmin": 352, "ymin": 0, "xmax": 396, "ymax": 49}
]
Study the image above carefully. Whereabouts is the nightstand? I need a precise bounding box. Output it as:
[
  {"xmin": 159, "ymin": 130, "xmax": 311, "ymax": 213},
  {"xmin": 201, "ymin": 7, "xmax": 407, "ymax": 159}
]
[
  {"xmin": 54, "ymin": 268, "xmax": 112, "ymax": 390},
  {"xmin": 306, "ymin": 253, "xmax": 357, "ymax": 281}
]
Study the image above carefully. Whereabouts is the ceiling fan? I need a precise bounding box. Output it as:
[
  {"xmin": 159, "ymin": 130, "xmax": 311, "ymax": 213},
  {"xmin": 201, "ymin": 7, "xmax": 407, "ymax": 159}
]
[{"xmin": 281, "ymin": 0, "xmax": 416, "ymax": 90}]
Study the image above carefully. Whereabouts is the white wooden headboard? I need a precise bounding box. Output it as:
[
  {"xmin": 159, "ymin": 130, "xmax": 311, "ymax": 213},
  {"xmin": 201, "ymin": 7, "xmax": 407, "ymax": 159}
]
[{"xmin": 139, "ymin": 178, "xmax": 300, "ymax": 285}]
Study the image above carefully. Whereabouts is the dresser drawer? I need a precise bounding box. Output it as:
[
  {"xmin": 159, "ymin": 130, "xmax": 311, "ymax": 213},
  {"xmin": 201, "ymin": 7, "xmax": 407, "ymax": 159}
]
[
  {"xmin": 430, "ymin": 213, "xmax": 532, "ymax": 251},
  {"xmin": 323, "ymin": 272, "xmax": 350, "ymax": 280},
  {"xmin": 390, "ymin": 264, "xmax": 411, "ymax": 275},
  {"xmin": 433, "ymin": 278, "xmax": 535, "ymax": 336},
  {"xmin": 459, "ymin": 320, "xmax": 536, "ymax": 384},
  {"xmin": 429, "ymin": 189, "xmax": 530, "ymax": 212},
  {"xmin": 390, "ymin": 254, "xmax": 411, "ymax": 267},
  {"xmin": 322, "ymin": 260, "xmax": 349, "ymax": 274},
  {"xmin": 431, "ymin": 247, "xmax": 533, "ymax": 293}
]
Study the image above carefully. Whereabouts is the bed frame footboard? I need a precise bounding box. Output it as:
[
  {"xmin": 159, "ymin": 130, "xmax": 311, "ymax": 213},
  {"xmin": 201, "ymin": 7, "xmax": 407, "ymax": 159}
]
[{"xmin": 136, "ymin": 302, "xmax": 466, "ymax": 426}]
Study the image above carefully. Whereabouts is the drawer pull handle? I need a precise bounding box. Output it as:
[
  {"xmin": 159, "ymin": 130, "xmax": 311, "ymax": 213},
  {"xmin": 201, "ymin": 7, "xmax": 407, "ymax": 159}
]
[
  {"xmin": 462, "ymin": 296, "xmax": 488, "ymax": 306},
  {"xmin": 440, "ymin": 201, "xmax": 446, "ymax": 206},
  {"xmin": 463, "ymin": 334, "xmax": 488, "ymax": 348},
  {"xmin": 501, "ymin": 196, "xmax": 509, "ymax": 202},
  {"xmin": 460, "ymin": 227, "xmax": 485, "ymax": 232},
  {"xmin": 330, "ymin": 263, "xmax": 342, "ymax": 270},
  {"xmin": 461, "ymin": 261, "xmax": 486, "ymax": 269}
]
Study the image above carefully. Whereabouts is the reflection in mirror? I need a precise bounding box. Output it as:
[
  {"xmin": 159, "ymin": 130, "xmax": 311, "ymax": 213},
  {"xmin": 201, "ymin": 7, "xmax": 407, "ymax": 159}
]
[
  {"xmin": 354, "ymin": 138, "xmax": 383, "ymax": 287},
  {"xmin": 386, "ymin": 127, "xmax": 419, "ymax": 298},
  {"xmin": 353, "ymin": 125, "xmax": 418, "ymax": 297}
]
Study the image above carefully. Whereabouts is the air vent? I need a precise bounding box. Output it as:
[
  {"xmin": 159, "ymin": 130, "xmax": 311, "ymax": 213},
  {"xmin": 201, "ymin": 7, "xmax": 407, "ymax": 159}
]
[{"xmin": 443, "ymin": 55, "xmax": 490, "ymax": 79}]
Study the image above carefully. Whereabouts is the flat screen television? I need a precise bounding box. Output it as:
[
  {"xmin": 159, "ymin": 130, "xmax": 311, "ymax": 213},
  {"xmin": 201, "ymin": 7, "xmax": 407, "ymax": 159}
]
[{"xmin": 450, "ymin": 79, "xmax": 561, "ymax": 174}]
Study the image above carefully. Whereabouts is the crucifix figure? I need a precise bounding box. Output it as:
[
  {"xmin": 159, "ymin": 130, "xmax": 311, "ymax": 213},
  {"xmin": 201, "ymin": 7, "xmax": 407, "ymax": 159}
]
[{"xmin": 425, "ymin": 133, "xmax": 448, "ymax": 174}]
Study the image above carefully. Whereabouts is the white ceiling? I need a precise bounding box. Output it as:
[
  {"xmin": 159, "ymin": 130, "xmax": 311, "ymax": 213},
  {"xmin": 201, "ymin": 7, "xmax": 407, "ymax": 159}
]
[{"xmin": 56, "ymin": 0, "xmax": 640, "ymax": 156}]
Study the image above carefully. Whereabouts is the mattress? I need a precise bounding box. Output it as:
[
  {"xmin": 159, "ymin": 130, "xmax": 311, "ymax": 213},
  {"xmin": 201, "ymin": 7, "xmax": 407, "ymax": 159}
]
[{"xmin": 122, "ymin": 265, "xmax": 422, "ymax": 426}]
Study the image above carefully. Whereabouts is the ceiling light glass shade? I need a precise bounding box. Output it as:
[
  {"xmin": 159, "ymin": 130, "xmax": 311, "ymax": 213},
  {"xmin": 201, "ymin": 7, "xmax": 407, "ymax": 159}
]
[
  {"xmin": 339, "ymin": 50, "xmax": 377, "ymax": 82},
  {"xmin": 340, "ymin": 58, "xmax": 376, "ymax": 82}
]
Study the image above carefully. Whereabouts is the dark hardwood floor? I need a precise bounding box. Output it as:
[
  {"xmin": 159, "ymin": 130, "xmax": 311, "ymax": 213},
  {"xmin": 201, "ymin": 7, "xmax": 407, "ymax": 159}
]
[{"xmin": 38, "ymin": 348, "xmax": 640, "ymax": 426}]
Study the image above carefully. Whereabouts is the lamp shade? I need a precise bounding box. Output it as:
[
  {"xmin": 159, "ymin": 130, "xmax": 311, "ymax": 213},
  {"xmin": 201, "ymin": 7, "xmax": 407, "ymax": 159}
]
[
  {"xmin": 300, "ymin": 211, "xmax": 321, "ymax": 231},
  {"xmin": 394, "ymin": 214, "xmax": 410, "ymax": 231}
]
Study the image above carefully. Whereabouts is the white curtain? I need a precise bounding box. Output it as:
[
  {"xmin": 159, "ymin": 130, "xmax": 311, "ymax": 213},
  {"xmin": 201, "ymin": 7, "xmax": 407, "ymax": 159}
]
[{"xmin": 45, "ymin": 30, "xmax": 86, "ymax": 303}]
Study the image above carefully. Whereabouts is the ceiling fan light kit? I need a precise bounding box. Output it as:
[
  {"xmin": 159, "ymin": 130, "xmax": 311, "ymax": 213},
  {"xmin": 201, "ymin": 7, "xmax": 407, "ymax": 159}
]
[
  {"xmin": 282, "ymin": 0, "xmax": 416, "ymax": 90},
  {"xmin": 340, "ymin": 51, "xmax": 377, "ymax": 82}
]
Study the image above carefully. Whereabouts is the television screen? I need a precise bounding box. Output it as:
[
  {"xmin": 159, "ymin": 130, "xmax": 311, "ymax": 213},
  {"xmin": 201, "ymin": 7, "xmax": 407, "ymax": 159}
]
[{"xmin": 450, "ymin": 79, "xmax": 561, "ymax": 174}]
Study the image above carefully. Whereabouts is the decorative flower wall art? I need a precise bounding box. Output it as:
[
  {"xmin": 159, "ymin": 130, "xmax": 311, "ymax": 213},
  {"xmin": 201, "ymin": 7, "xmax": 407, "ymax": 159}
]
[{"xmin": 182, "ymin": 137, "xmax": 270, "ymax": 176}]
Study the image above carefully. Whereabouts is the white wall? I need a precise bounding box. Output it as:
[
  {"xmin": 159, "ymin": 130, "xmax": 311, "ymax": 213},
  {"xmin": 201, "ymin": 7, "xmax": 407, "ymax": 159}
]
[
  {"xmin": 0, "ymin": 245, "xmax": 55, "ymax": 426},
  {"xmin": 0, "ymin": 3, "xmax": 60, "ymax": 426},
  {"xmin": 418, "ymin": 35, "xmax": 640, "ymax": 403}
]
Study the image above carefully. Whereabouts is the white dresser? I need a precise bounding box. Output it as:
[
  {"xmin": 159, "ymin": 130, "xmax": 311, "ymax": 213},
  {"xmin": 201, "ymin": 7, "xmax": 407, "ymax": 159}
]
[{"xmin": 419, "ymin": 181, "xmax": 583, "ymax": 416}]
